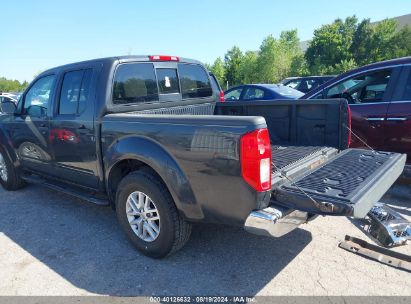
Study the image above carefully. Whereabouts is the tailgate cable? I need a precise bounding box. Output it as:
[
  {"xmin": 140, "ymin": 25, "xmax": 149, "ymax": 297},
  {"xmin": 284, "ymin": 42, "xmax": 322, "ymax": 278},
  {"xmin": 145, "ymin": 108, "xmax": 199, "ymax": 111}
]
[{"xmin": 344, "ymin": 124, "xmax": 376, "ymax": 153}]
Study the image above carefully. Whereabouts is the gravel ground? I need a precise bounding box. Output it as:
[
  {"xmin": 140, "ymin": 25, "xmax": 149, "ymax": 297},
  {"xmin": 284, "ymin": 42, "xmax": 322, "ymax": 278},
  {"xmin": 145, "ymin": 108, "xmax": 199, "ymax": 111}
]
[{"xmin": 0, "ymin": 182, "xmax": 410, "ymax": 296}]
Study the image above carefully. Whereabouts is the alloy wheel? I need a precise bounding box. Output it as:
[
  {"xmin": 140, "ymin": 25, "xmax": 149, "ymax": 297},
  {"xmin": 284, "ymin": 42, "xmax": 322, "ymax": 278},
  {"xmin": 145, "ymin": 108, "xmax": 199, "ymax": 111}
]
[
  {"xmin": 0, "ymin": 152, "xmax": 8, "ymax": 182},
  {"xmin": 126, "ymin": 191, "xmax": 161, "ymax": 242}
]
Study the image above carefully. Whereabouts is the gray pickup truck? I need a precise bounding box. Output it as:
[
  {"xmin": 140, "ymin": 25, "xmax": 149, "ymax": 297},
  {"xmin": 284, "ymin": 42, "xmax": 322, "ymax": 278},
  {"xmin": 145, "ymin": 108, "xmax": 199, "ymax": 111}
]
[{"xmin": 0, "ymin": 55, "xmax": 406, "ymax": 258}]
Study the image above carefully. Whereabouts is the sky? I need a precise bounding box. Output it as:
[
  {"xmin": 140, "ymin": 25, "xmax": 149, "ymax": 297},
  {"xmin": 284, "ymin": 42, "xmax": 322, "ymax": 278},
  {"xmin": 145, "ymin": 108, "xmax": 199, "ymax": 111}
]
[{"xmin": 1, "ymin": 0, "xmax": 410, "ymax": 82}]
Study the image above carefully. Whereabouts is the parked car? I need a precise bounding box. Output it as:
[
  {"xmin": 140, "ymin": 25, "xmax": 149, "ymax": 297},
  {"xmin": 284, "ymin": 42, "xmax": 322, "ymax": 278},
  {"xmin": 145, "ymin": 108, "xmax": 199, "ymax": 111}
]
[
  {"xmin": 0, "ymin": 55, "xmax": 405, "ymax": 258},
  {"xmin": 281, "ymin": 76, "xmax": 335, "ymax": 93},
  {"xmin": 302, "ymin": 56, "xmax": 411, "ymax": 168},
  {"xmin": 0, "ymin": 93, "xmax": 18, "ymax": 114},
  {"xmin": 224, "ymin": 84, "xmax": 304, "ymax": 101}
]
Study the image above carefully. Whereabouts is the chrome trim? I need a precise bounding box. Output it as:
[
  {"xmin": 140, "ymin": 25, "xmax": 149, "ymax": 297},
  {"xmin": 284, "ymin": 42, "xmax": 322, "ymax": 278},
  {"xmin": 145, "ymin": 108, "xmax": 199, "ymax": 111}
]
[
  {"xmin": 244, "ymin": 205, "xmax": 308, "ymax": 238},
  {"xmin": 386, "ymin": 117, "xmax": 407, "ymax": 121},
  {"xmin": 366, "ymin": 117, "xmax": 385, "ymax": 121},
  {"xmin": 367, "ymin": 202, "xmax": 411, "ymax": 247}
]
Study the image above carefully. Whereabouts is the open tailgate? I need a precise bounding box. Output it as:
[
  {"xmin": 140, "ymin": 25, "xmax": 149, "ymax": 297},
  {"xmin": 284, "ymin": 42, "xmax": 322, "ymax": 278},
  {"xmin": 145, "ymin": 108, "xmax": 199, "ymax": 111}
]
[{"xmin": 273, "ymin": 149, "xmax": 406, "ymax": 218}]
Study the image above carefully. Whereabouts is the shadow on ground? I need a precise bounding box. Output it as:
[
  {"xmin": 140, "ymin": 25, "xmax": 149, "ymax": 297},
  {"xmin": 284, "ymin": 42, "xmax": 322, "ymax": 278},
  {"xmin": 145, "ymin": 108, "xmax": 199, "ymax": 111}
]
[{"xmin": 0, "ymin": 185, "xmax": 312, "ymax": 296}]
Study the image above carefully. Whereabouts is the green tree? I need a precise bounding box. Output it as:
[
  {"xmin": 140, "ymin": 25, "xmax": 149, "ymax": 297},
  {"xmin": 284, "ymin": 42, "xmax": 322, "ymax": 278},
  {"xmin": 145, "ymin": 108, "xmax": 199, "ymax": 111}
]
[
  {"xmin": 351, "ymin": 18, "xmax": 411, "ymax": 65},
  {"xmin": 0, "ymin": 77, "xmax": 28, "ymax": 92},
  {"xmin": 306, "ymin": 16, "xmax": 358, "ymax": 74},
  {"xmin": 256, "ymin": 30, "xmax": 306, "ymax": 83},
  {"xmin": 210, "ymin": 57, "xmax": 226, "ymax": 88},
  {"xmin": 393, "ymin": 25, "xmax": 411, "ymax": 58},
  {"xmin": 332, "ymin": 58, "xmax": 358, "ymax": 74},
  {"xmin": 238, "ymin": 51, "xmax": 258, "ymax": 84},
  {"xmin": 350, "ymin": 19, "xmax": 374, "ymax": 65},
  {"xmin": 256, "ymin": 35, "xmax": 278, "ymax": 83},
  {"xmin": 371, "ymin": 19, "xmax": 399, "ymax": 62},
  {"xmin": 224, "ymin": 46, "xmax": 243, "ymax": 87}
]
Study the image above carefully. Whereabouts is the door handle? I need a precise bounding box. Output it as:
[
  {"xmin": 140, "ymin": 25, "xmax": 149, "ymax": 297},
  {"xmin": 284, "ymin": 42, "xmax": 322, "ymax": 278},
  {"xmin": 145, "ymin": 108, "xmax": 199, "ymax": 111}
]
[
  {"xmin": 386, "ymin": 117, "xmax": 407, "ymax": 121},
  {"xmin": 78, "ymin": 124, "xmax": 86, "ymax": 129},
  {"xmin": 39, "ymin": 123, "xmax": 47, "ymax": 127},
  {"xmin": 366, "ymin": 117, "xmax": 385, "ymax": 121}
]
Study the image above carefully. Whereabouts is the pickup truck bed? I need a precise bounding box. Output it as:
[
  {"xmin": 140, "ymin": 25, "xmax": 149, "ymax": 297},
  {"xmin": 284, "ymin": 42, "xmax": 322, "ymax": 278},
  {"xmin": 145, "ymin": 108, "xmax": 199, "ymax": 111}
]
[{"xmin": 215, "ymin": 99, "xmax": 406, "ymax": 218}]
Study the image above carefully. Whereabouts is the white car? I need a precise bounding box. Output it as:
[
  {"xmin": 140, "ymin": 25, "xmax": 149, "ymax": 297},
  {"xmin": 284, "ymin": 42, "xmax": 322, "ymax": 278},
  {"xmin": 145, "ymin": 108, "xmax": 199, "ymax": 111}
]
[{"xmin": 0, "ymin": 93, "xmax": 18, "ymax": 113}]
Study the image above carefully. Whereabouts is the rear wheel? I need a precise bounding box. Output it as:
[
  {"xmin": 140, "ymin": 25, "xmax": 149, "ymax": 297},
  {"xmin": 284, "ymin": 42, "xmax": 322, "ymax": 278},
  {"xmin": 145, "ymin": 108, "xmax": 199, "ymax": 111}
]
[
  {"xmin": 116, "ymin": 169, "xmax": 192, "ymax": 258},
  {"xmin": 0, "ymin": 148, "xmax": 25, "ymax": 191}
]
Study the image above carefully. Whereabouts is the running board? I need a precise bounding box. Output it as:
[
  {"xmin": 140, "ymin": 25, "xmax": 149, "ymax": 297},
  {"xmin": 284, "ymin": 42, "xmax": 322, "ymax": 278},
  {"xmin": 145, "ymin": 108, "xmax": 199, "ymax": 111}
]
[
  {"xmin": 274, "ymin": 149, "xmax": 406, "ymax": 217},
  {"xmin": 21, "ymin": 175, "xmax": 109, "ymax": 206}
]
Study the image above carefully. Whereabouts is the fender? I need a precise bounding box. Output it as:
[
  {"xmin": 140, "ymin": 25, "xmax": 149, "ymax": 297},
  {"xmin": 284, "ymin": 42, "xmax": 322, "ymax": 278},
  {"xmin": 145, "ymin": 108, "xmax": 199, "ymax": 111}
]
[{"xmin": 104, "ymin": 135, "xmax": 203, "ymax": 220}]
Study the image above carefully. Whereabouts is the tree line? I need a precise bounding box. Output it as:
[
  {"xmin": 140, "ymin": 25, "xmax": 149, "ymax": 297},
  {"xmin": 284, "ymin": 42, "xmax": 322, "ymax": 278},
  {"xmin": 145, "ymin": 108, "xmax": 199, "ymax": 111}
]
[
  {"xmin": 0, "ymin": 77, "xmax": 28, "ymax": 93},
  {"xmin": 207, "ymin": 16, "xmax": 411, "ymax": 89}
]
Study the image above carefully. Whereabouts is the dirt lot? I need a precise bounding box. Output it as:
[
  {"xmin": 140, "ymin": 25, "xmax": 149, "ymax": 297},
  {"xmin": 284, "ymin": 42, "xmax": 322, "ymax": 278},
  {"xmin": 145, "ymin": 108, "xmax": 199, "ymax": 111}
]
[{"xmin": 0, "ymin": 182, "xmax": 410, "ymax": 296}]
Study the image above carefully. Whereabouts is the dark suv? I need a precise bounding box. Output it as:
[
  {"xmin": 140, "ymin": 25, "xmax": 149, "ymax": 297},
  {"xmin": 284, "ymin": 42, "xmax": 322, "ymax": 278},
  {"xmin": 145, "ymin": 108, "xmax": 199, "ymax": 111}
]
[{"xmin": 302, "ymin": 57, "xmax": 411, "ymax": 169}]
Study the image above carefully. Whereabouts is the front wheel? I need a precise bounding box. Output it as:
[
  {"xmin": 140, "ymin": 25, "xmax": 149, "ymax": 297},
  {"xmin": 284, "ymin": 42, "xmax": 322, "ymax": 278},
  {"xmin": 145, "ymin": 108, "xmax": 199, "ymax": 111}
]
[
  {"xmin": 115, "ymin": 169, "xmax": 192, "ymax": 258},
  {"xmin": 0, "ymin": 148, "xmax": 25, "ymax": 191}
]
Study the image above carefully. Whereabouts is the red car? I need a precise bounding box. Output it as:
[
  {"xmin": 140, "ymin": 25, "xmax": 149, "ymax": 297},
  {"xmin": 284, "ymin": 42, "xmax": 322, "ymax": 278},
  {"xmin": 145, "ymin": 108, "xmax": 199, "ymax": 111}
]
[{"xmin": 302, "ymin": 57, "xmax": 411, "ymax": 174}]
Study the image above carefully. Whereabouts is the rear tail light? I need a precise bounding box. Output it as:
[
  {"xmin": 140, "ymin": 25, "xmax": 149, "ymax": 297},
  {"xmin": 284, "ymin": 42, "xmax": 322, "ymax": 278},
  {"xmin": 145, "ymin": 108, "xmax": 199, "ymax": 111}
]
[
  {"xmin": 347, "ymin": 104, "xmax": 352, "ymax": 146},
  {"xmin": 219, "ymin": 91, "xmax": 225, "ymax": 102},
  {"xmin": 240, "ymin": 128, "xmax": 272, "ymax": 192},
  {"xmin": 149, "ymin": 55, "xmax": 179, "ymax": 61}
]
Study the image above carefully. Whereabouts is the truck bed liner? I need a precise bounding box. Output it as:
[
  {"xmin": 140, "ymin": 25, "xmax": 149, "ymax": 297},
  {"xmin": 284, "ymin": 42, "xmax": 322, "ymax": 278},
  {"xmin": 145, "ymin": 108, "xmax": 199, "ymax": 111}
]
[
  {"xmin": 270, "ymin": 145, "xmax": 338, "ymax": 188},
  {"xmin": 274, "ymin": 149, "xmax": 406, "ymax": 217},
  {"xmin": 271, "ymin": 145, "xmax": 327, "ymax": 171}
]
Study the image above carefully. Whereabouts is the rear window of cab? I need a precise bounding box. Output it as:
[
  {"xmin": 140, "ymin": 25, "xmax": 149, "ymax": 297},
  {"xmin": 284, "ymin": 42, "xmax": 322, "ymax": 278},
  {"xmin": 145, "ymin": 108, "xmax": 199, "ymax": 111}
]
[{"xmin": 113, "ymin": 62, "xmax": 212, "ymax": 104}]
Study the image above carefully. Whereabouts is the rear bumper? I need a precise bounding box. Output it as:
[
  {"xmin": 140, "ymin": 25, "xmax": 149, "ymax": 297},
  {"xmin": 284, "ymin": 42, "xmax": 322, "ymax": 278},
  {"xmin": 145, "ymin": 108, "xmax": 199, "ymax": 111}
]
[{"xmin": 244, "ymin": 204, "xmax": 310, "ymax": 238}]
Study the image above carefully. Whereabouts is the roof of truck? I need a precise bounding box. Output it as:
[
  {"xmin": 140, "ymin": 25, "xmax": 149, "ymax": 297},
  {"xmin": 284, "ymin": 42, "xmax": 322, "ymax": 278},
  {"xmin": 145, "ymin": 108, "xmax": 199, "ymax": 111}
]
[{"xmin": 37, "ymin": 55, "xmax": 203, "ymax": 77}]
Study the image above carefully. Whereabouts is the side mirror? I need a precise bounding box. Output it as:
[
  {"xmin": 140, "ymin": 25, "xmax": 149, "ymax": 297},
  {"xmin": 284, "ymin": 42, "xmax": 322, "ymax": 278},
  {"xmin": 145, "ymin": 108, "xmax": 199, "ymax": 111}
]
[{"xmin": 0, "ymin": 101, "xmax": 17, "ymax": 114}]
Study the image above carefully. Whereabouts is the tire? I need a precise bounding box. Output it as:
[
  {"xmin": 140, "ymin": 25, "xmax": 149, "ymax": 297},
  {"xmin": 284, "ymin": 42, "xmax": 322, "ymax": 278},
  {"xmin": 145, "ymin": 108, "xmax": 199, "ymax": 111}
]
[
  {"xmin": 115, "ymin": 168, "xmax": 192, "ymax": 258},
  {"xmin": 0, "ymin": 147, "xmax": 25, "ymax": 191}
]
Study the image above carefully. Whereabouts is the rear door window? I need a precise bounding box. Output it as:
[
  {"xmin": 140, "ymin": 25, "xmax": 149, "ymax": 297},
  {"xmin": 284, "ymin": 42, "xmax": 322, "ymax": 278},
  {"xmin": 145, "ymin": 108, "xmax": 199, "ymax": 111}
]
[
  {"xmin": 242, "ymin": 87, "xmax": 265, "ymax": 100},
  {"xmin": 178, "ymin": 64, "xmax": 212, "ymax": 99},
  {"xmin": 156, "ymin": 68, "xmax": 179, "ymax": 94},
  {"xmin": 113, "ymin": 63, "xmax": 158, "ymax": 104},
  {"xmin": 59, "ymin": 69, "xmax": 93, "ymax": 115}
]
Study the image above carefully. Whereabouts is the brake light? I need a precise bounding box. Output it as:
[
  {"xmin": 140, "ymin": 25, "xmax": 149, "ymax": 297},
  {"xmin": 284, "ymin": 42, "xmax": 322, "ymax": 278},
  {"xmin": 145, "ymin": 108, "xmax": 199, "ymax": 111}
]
[
  {"xmin": 149, "ymin": 55, "xmax": 179, "ymax": 61},
  {"xmin": 219, "ymin": 91, "xmax": 225, "ymax": 102},
  {"xmin": 240, "ymin": 129, "xmax": 272, "ymax": 192},
  {"xmin": 347, "ymin": 105, "xmax": 352, "ymax": 147}
]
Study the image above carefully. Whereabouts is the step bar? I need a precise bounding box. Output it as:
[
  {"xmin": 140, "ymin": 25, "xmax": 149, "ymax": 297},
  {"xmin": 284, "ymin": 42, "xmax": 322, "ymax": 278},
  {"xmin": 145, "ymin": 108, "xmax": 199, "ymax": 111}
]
[{"xmin": 21, "ymin": 174, "xmax": 109, "ymax": 206}]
